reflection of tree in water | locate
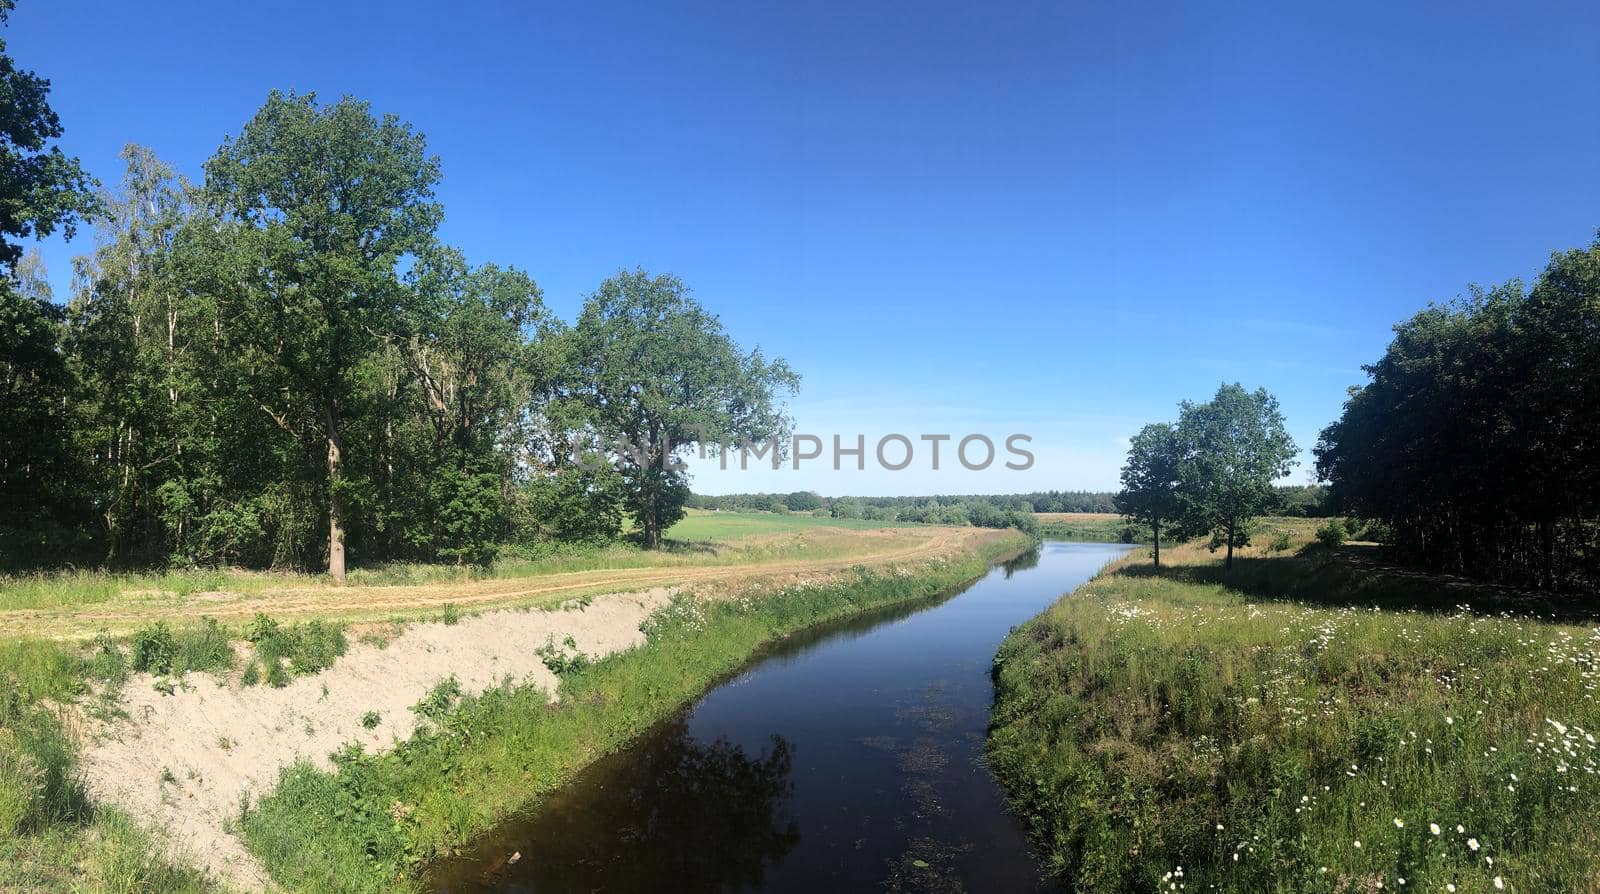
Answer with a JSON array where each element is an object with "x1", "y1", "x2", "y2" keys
[
  {"x1": 1001, "y1": 547, "x2": 1041, "y2": 577},
  {"x1": 479, "y1": 717, "x2": 799, "y2": 892}
]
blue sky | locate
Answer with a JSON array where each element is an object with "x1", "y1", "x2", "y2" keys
[{"x1": 12, "y1": 1, "x2": 1599, "y2": 495}]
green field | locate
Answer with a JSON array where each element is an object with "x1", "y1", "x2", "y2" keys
[
  {"x1": 664, "y1": 509, "x2": 911, "y2": 540},
  {"x1": 989, "y1": 522, "x2": 1598, "y2": 893}
]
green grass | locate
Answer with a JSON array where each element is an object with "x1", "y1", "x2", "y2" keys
[
  {"x1": 663, "y1": 509, "x2": 910, "y2": 540},
  {"x1": 1034, "y1": 515, "x2": 1153, "y2": 543},
  {"x1": 988, "y1": 529, "x2": 1600, "y2": 893},
  {"x1": 0, "y1": 516, "x2": 917, "y2": 617},
  {"x1": 242, "y1": 530, "x2": 1029, "y2": 893},
  {"x1": 0, "y1": 637, "x2": 211, "y2": 892}
]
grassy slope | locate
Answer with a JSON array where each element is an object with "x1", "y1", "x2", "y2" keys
[
  {"x1": 990, "y1": 520, "x2": 1600, "y2": 893},
  {"x1": 0, "y1": 519, "x2": 1020, "y2": 893},
  {"x1": 0, "y1": 639, "x2": 210, "y2": 893},
  {"x1": 244, "y1": 529, "x2": 1029, "y2": 893}
]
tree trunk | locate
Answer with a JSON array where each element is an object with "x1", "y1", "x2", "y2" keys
[
  {"x1": 1225, "y1": 521, "x2": 1234, "y2": 570},
  {"x1": 1153, "y1": 519, "x2": 1162, "y2": 568},
  {"x1": 326, "y1": 407, "x2": 347, "y2": 584}
]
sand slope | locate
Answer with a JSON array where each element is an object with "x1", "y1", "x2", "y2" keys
[{"x1": 79, "y1": 588, "x2": 673, "y2": 892}]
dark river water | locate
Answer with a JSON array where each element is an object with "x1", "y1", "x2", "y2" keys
[{"x1": 427, "y1": 541, "x2": 1130, "y2": 893}]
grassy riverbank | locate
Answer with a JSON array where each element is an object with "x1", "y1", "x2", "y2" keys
[
  {"x1": 0, "y1": 637, "x2": 210, "y2": 892},
  {"x1": 989, "y1": 520, "x2": 1600, "y2": 893},
  {"x1": 0, "y1": 521, "x2": 1020, "y2": 892},
  {"x1": 1032, "y1": 513, "x2": 1154, "y2": 544},
  {"x1": 244, "y1": 529, "x2": 1029, "y2": 892}
]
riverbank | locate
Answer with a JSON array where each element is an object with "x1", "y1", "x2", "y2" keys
[
  {"x1": 988, "y1": 519, "x2": 1600, "y2": 892},
  {"x1": 0, "y1": 522, "x2": 1025, "y2": 893},
  {"x1": 1031, "y1": 512, "x2": 1153, "y2": 543},
  {"x1": 246, "y1": 528, "x2": 1028, "y2": 892}
]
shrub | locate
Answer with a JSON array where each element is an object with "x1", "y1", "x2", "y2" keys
[
  {"x1": 131, "y1": 623, "x2": 177, "y2": 675},
  {"x1": 175, "y1": 617, "x2": 233, "y2": 674},
  {"x1": 1267, "y1": 531, "x2": 1293, "y2": 554},
  {"x1": 1316, "y1": 519, "x2": 1347, "y2": 548},
  {"x1": 87, "y1": 631, "x2": 127, "y2": 685},
  {"x1": 243, "y1": 615, "x2": 347, "y2": 685}
]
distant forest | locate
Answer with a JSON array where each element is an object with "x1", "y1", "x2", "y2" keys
[{"x1": 689, "y1": 485, "x2": 1332, "y2": 520}]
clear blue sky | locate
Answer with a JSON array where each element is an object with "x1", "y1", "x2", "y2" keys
[{"x1": 12, "y1": 1, "x2": 1599, "y2": 495}]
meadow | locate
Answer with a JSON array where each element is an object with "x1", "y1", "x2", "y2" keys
[
  {"x1": 990, "y1": 519, "x2": 1600, "y2": 893},
  {"x1": 1032, "y1": 512, "x2": 1154, "y2": 543}
]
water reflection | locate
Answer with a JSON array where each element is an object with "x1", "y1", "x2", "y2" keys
[
  {"x1": 1001, "y1": 545, "x2": 1042, "y2": 577},
  {"x1": 437, "y1": 717, "x2": 798, "y2": 892},
  {"x1": 429, "y1": 541, "x2": 1130, "y2": 893}
]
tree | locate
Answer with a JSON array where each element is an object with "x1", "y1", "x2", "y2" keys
[
  {"x1": 1114, "y1": 422, "x2": 1183, "y2": 567},
  {"x1": 1316, "y1": 234, "x2": 1600, "y2": 591},
  {"x1": 0, "y1": 0, "x2": 97, "y2": 268},
  {"x1": 393, "y1": 247, "x2": 544, "y2": 564},
  {"x1": 831, "y1": 496, "x2": 865, "y2": 519},
  {"x1": 1176, "y1": 383, "x2": 1297, "y2": 569},
  {"x1": 784, "y1": 491, "x2": 822, "y2": 512},
  {"x1": 199, "y1": 91, "x2": 442, "y2": 582},
  {"x1": 570, "y1": 270, "x2": 798, "y2": 547},
  {"x1": 0, "y1": 1, "x2": 99, "y2": 563}
]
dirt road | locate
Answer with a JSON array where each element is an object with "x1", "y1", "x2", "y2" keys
[{"x1": 1, "y1": 527, "x2": 1004, "y2": 638}]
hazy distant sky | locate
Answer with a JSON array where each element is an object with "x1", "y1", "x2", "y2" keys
[{"x1": 12, "y1": 1, "x2": 1599, "y2": 495}]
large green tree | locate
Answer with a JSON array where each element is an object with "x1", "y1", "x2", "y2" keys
[
  {"x1": 1176, "y1": 383, "x2": 1297, "y2": 569},
  {"x1": 393, "y1": 247, "x2": 545, "y2": 563},
  {"x1": 0, "y1": 0, "x2": 99, "y2": 563},
  {"x1": 1115, "y1": 422, "x2": 1183, "y2": 567},
  {"x1": 569, "y1": 269, "x2": 798, "y2": 547},
  {"x1": 1317, "y1": 234, "x2": 1600, "y2": 590},
  {"x1": 200, "y1": 91, "x2": 442, "y2": 582}
]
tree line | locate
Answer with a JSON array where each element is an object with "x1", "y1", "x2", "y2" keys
[
  {"x1": 690, "y1": 490, "x2": 1121, "y2": 515},
  {"x1": 1115, "y1": 383, "x2": 1298, "y2": 568},
  {"x1": 1316, "y1": 234, "x2": 1600, "y2": 593},
  {"x1": 0, "y1": 23, "x2": 794, "y2": 578}
]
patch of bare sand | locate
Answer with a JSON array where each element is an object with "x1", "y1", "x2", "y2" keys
[{"x1": 78, "y1": 588, "x2": 674, "y2": 892}]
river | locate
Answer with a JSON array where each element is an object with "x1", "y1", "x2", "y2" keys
[{"x1": 428, "y1": 540, "x2": 1130, "y2": 892}]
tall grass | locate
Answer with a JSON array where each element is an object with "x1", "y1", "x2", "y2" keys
[
  {"x1": 0, "y1": 637, "x2": 211, "y2": 892},
  {"x1": 243, "y1": 531, "x2": 1030, "y2": 893},
  {"x1": 989, "y1": 530, "x2": 1600, "y2": 893}
]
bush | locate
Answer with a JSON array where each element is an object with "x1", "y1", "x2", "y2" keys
[
  {"x1": 1267, "y1": 531, "x2": 1293, "y2": 554},
  {"x1": 1316, "y1": 519, "x2": 1347, "y2": 548},
  {"x1": 175, "y1": 617, "x2": 233, "y2": 674},
  {"x1": 131, "y1": 623, "x2": 177, "y2": 675},
  {"x1": 242, "y1": 615, "x2": 347, "y2": 686}
]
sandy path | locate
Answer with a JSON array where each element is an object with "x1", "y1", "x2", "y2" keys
[
  {"x1": 79, "y1": 589, "x2": 673, "y2": 892},
  {"x1": 1, "y1": 527, "x2": 985, "y2": 639}
]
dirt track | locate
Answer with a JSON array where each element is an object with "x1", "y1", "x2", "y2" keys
[{"x1": 0, "y1": 527, "x2": 1001, "y2": 639}]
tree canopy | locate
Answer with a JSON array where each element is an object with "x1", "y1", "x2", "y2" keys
[
  {"x1": 1114, "y1": 422, "x2": 1183, "y2": 566},
  {"x1": 1116, "y1": 384, "x2": 1297, "y2": 569},
  {"x1": 569, "y1": 269, "x2": 798, "y2": 547},
  {"x1": 1317, "y1": 234, "x2": 1600, "y2": 591},
  {"x1": 0, "y1": 87, "x2": 798, "y2": 572}
]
